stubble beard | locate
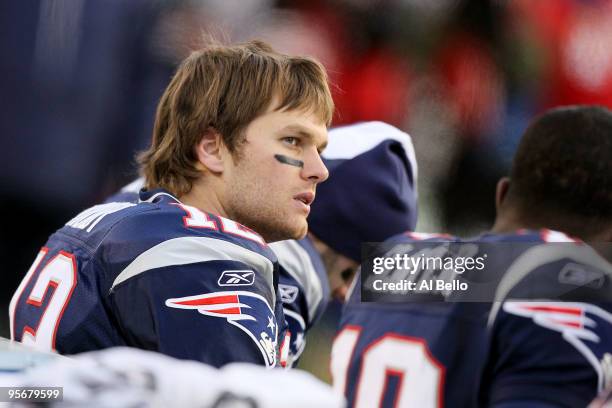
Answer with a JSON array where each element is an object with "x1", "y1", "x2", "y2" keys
[
  {"x1": 227, "y1": 198, "x2": 307, "y2": 243},
  {"x1": 225, "y1": 175, "x2": 307, "y2": 243}
]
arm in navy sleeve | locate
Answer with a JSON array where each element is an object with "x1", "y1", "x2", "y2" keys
[{"x1": 109, "y1": 260, "x2": 281, "y2": 368}]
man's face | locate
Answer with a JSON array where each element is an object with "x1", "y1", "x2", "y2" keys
[
  {"x1": 223, "y1": 105, "x2": 329, "y2": 242},
  {"x1": 310, "y1": 234, "x2": 359, "y2": 301}
]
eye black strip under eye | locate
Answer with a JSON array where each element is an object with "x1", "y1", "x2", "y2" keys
[{"x1": 274, "y1": 154, "x2": 304, "y2": 168}]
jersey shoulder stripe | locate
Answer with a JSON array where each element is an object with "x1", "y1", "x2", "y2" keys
[
  {"x1": 271, "y1": 239, "x2": 323, "y2": 323},
  {"x1": 112, "y1": 236, "x2": 274, "y2": 295}
]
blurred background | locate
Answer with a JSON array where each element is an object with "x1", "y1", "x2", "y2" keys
[{"x1": 2, "y1": 0, "x2": 612, "y2": 381}]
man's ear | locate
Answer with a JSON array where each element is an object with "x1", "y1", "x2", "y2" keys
[
  {"x1": 495, "y1": 177, "x2": 511, "y2": 213},
  {"x1": 195, "y1": 127, "x2": 225, "y2": 173}
]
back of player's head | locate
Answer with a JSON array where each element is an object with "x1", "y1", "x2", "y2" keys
[
  {"x1": 308, "y1": 122, "x2": 418, "y2": 262},
  {"x1": 139, "y1": 39, "x2": 334, "y2": 196},
  {"x1": 504, "y1": 105, "x2": 612, "y2": 238}
]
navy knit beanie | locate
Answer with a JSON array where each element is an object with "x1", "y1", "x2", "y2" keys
[{"x1": 308, "y1": 121, "x2": 418, "y2": 262}]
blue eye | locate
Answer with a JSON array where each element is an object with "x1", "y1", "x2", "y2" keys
[{"x1": 283, "y1": 136, "x2": 299, "y2": 146}]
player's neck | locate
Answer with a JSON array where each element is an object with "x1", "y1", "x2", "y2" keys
[
  {"x1": 490, "y1": 211, "x2": 531, "y2": 234},
  {"x1": 179, "y1": 182, "x2": 228, "y2": 219},
  {"x1": 493, "y1": 214, "x2": 580, "y2": 239}
]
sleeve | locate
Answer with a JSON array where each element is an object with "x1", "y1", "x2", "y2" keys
[
  {"x1": 270, "y1": 239, "x2": 329, "y2": 367},
  {"x1": 482, "y1": 300, "x2": 612, "y2": 407},
  {"x1": 109, "y1": 259, "x2": 282, "y2": 368},
  {"x1": 482, "y1": 248, "x2": 612, "y2": 407},
  {"x1": 278, "y1": 271, "x2": 309, "y2": 365}
]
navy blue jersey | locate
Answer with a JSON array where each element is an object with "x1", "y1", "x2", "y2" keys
[
  {"x1": 97, "y1": 178, "x2": 329, "y2": 367},
  {"x1": 9, "y1": 189, "x2": 287, "y2": 368},
  {"x1": 271, "y1": 238, "x2": 330, "y2": 366},
  {"x1": 333, "y1": 230, "x2": 612, "y2": 407}
]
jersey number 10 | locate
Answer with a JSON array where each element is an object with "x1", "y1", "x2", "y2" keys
[{"x1": 331, "y1": 325, "x2": 445, "y2": 408}]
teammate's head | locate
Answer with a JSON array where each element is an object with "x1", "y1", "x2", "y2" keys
[
  {"x1": 139, "y1": 40, "x2": 334, "y2": 241},
  {"x1": 308, "y1": 122, "x2": 419, "y2": 299},
  {"x1": 495, "y1": 105, "x2": 612, "y2": 241}
]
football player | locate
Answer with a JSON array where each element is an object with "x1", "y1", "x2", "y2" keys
[
  {"x1": 106, "y1": 120, "x2": 419, "y2": 366},
  {"x1": 332, "y1": 105, "x2": 612, "y2": 407},
  {"x1": 9, "y1": 40, "x2": 333, "y2": 368}
]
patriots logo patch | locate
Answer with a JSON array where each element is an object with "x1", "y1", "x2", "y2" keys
[
  {"x1": 165, "y1": 291, "x2": 278, "y2": 367},
  {"x1": 504, "y1": 301, "x2": 612, "y2": 391},
  {"x1": 218, "y1": 270, "x2": 255, "y2": 286}
]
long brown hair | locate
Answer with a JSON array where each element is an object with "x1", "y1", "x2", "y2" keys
[{"x1": 138, "y1": 40, "x2": 334, "y2": 196}]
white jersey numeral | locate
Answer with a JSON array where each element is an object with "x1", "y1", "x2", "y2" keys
[
  {"x1": 331, "y1": 325, "x2": 361, "y2": 394},
  {"x1": 177, "y1": 203, "x2": 265, "y2": 245},
  {"x1": 176, "y1": 203, "x2": 218, "y2": 229},
  {"x1": 331, "y1": 326, "x2": 445, "y2": 408},
  {"x1": 219, "y1": 217, "x2": 266, "y2": 245},
  {"x1": 10, "y1": 249, "x2": 77, "y2": 351}
]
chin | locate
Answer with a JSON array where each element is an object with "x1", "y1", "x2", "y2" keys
[
  {"x1": 279, "y1": 225, "x2": 308, "y2": 242},
  {"x1": 263, "y1": 220, "x2": 308, "y2": 243},
  {"x1": 291, "y1": 218, "x2": 309, "y2": 239},
  {"x1": 292, "y1": 225, "x2": 308, "y2": 240}
]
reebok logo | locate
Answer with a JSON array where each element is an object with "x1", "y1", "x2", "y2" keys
[{"x1": 218, "y1": 270, "x2": 255, "y2": 286}]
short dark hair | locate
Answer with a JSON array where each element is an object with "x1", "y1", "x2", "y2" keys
[{"x1": 506, "y1": 105, "x2": 612, "y2": 236}]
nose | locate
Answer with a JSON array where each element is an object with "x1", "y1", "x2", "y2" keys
[
  {"x1": 331, "y1": 285, "x2": 348, "y2": 302},
  {"x1": 302, "y1": 148, "x2": 329, "y2": 183}
]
